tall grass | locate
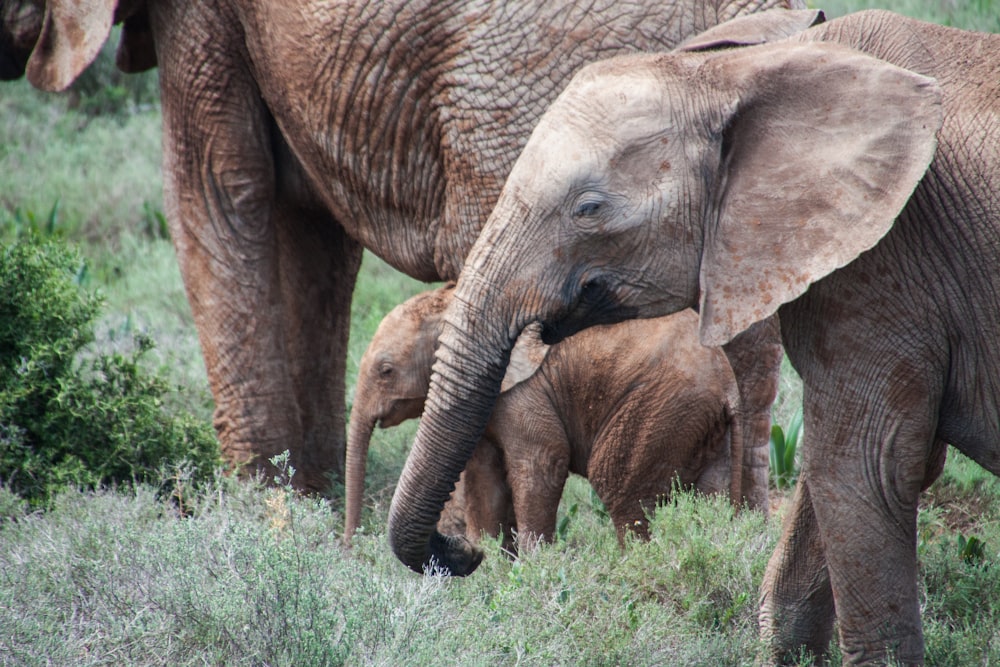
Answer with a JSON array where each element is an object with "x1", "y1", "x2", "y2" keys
[
  {"x1": 1, "y1": 463, "x2": 997, "y2": 665},
  {"x1": 1, "y1": 2, "x2": 998, "y2": 664},
  {"x1": 0, "y1": 470, "x2": 785, "y2": 666}
]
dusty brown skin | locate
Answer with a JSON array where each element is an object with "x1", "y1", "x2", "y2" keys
[
  {"x1": 387, "y1": 8, "x2": 1000, "y2": 666},
  {"x1": 0, "y1": 0, "x2": 804, "y2": 492},
  {"x1": 345, "y1": 286, "x2": 741, "y2": 550}
]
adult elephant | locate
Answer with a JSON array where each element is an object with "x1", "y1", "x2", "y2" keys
[
  {"x1": 386, "y1": 8, "x2": 999, "y2": 666},
  {"x1": 0, "y1": 0, "x2": 799, "y2": 492}
]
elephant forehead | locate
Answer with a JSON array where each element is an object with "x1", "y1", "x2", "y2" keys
[
  {"x1": 512, "y1": 71, "x2": 678, "y2": 193},
  {"x1": 559, "y1": 63, "x2": 674, "y2": 139}
]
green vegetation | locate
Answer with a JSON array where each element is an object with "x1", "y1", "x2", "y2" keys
[
  {"x1": 814, "y1": 0, "x2": 1000, "y2": 32},
  {"x1": 1, "y1": 2, "x2": 998, "y2": 664},
  {"x1": 1, "y1": 460, "x2": 997, "y2": 665},
  {"x1": 769, "y1": 407, "x2": 802, "y2": 490},
  {"x1": 0, "y1": 238, "x2": 219, "y2": 507}
]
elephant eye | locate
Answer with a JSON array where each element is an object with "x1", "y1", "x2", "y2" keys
[
  {"x1": 573, "y1": 200, "x2": 603, "y2": 218},
  {"x1": 378, "y1": 363, "x2": 393, "y2": 378}
]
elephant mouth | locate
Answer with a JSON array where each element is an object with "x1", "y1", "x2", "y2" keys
[
  {"x1": 540, "y1": 277, "x2": 637, "y2": 345},
  {"x1": 378, "y1": 397, "x2": 426, "y2": 428}
]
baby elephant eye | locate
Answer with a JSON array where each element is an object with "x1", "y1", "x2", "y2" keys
[
  {"x1": 574, "y1": 200, "x2": 603, "y2": 218},
  {"x1": 378, "y1": 363, "x2": 394, "y2": 378}
]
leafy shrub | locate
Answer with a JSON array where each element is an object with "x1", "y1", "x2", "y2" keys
[{"x1": 0, "y1": 238, "x2": 219, "y2": 507}]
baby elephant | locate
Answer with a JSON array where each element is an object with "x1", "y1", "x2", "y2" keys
[{"x1": 344, "y1": 284, "x2": 742, "y2": 548}]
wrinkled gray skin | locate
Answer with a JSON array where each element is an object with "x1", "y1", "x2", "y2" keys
[
  {"x1": 387, "y1": 8, "x2": 1000, "y2": 666},
  {"x1": 345, "y1": 286, "x2": 741, "y2": 551},
  {"x1": 0, "y1": 0, "x2": 801, "y2": 493}
]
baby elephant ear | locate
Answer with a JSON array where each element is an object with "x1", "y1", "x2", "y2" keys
[
  {"x1": 676, "y1": 8, "x2": 825, "y2": 52},
  {"x1": 698, "y1": 42, "x2": 942, "y2": 346},
  {"x1": 500, "y1": 323, "x2": 550, "y2": 393},
  {"x1": 26, "y1": 0, "x2": 117, "y2": 91}
]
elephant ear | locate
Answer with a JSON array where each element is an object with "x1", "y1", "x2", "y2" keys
[
  {"x1": 697, "y1": 42, "x2": 942, "y2": 346},
  {"x1": 26, "y1": 0, "x2": 117, "y2": 91},
  {"x1": 675, "y1": 8, "x2": 825, "y2": 52},
  {"x1": 500, "y1": 322, "x2": 550, "y2": 393}
]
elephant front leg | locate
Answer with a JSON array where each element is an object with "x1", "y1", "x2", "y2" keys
[
  {"x1": 457, "y1": 438, "x2": 517, "y2": 552},
  {"x1": 808, "y1": 435, "x2": 927, "y2": 666},
  {"x1": 759, "y1": 477, "x2": 836, "y2": 664},
  {"x1": 155, "y1": 5, "x2": 360, "y2": 492},
  {"x1": 764, "y1": 378, "x2": 936, "y2": 665},
  {"x1": 271, "y1": 201, "x2": 362, "y2": 491},
  {"x1": 504, "y1": 439, "x2": 570, "y2": 551}
]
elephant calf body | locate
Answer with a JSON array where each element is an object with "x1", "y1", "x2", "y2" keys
[{"x1": 345, "y1": 286, "x2": 741, "y2": 550}]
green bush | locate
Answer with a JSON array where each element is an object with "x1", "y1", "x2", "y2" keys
[{"x1": 0, "y1": 238, "x2": 219, "y2": 507}]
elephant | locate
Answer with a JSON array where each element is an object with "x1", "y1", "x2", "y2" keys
[
  {"x1": 0, "y1": 0, "x2": 804, "y2": 492},
  {"x1": 385, "y1": 7, "x2": 1000, "y2": 666},
  {"x1": 345, "y1": 285, "x2": 741, "y2": 550}
]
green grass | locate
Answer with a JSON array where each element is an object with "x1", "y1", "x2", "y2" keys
[
  {"x1": 1, "y1": 3, "x2": 998, "y2": 663},
  {"x1": 812, "y1": 0, "x2": 1000, "y2": 32},
  {"x1": 0, "y1": 473, "x2": 783, "y2": 665},
  {"x1": 1, "y1": 468, "x2": 997, "y2": 665}
]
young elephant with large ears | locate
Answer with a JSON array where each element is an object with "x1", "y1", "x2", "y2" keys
[
  {"x1": 388, "y1": 8, "x2": 1000, "y2": 666},
  {"x1": 346, "y1": 286, "x2": 741, "y2": 549}
]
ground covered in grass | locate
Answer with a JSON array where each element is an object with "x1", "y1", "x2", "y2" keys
[{"x1": 1, "y1": 462, "x2": 998, "y2": 666}]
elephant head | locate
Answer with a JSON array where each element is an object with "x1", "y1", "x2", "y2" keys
[
  {"x1": 344, "y1": 286, "x2": 452, "y2": 542},
  {"x1": 0, "y1": 0, "x2": 154, "y2": 91},
  {"x1": 387, "y1": 13, "x2": 942, "y2": 575},
  {"x1": 346, "y1": 284, "x2": 548, "y2": 543}
]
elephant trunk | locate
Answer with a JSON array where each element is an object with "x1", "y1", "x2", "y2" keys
[
  {"x1": 343, "y1": 402, "x2": 376, "y2": 543},
  {"x1": 387, "y1": 269, "x2": 522, "y2": 575}
]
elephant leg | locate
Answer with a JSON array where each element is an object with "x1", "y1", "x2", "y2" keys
[
  {"x1": 273, "y1": 200, "x2": 362, "y2": 490},
  {"x1": 457, "y1": 438, "x2": 516, "y2": 552},
  {"x1": 602, "y1": 492, "x2": 654, "y2": 543},
  {"x1": 765, "y1": 374, "x2": 939, "y2": 665},
  {"x1": 200, "y1": 196, "x2": 359, "y2": 493},
  {"x1": 152, "y1": 4, "x2": 360, "y2": 492},
  {"x1": 809, "y1": 429, "x2": 931, "y2": 665},
  {"x1": 723, "y1": 314, "x2": 784, "y2": 513},
  {"x1": 503, "y1": 434, "x2": 570, "y2": 551},
  {"x1": 759, "y1": 477, "x2": 836, "y2": 664}
]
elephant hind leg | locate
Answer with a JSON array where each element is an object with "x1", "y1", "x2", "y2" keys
[
  {"x1": 208, "y1": 201, "x2": 362, "y2": 494},
  {"x1": 759, "y1": 478, "x2": 836, "y2": 664},
  {"x1": 274, "y1": 202, "x2": 363, "y2": 491}
]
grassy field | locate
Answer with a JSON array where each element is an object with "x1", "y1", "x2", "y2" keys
[{"x1": 1, "y1": 2, "x2": 999, "y2": 664}]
